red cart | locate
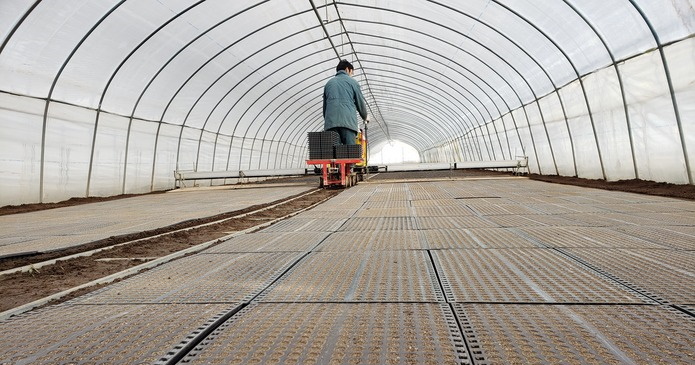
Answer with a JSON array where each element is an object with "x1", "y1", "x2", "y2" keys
[{"x1": 306, "y1": 158, "x2": 362, "y2": 188}]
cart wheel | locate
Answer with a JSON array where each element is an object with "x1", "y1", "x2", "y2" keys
[{"x1": 319, "y1": 177, "x2": 324, "y2": 188}]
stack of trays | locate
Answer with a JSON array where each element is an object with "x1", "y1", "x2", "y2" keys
[
  {"x1": 335, "y1": 144, "x2": 362, "y2": 159},
  {"x1": 308, "y1": 131, "x2": 340, "y2": 159}
]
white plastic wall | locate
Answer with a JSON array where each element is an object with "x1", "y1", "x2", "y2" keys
[{"x1": 464, "y1": 38, "x2": 695, "y2": 183}]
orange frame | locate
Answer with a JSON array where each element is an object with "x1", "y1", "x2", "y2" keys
[{"x1": 306, "y1": 158, "x2": 362, "y2": 187}]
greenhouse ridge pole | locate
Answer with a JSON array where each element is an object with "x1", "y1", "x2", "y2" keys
[
  {"x1": 331, "y1": 3, "x2": 392, "y2": 142},
  {"x1": 309, "y1": 0, "x2": 341, "y2": 59}
]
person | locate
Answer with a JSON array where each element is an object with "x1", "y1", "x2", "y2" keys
[{"x1": 323, "y1": 59, "x2": 368, "y2": 145}]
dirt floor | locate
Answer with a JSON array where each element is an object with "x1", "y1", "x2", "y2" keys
[{"x1": 1, "y1": 171, "x2": 694, "y2": 314}]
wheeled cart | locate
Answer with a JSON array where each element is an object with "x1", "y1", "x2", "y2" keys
[{"x1": 306, "y1": 158, "x2": 362, "y2": 188}]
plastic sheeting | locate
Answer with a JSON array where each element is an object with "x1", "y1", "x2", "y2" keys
[{"x1": 1, "y1": 1, "x2": 694, "y2": 204}]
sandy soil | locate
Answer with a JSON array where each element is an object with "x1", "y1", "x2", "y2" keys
[{"x1": 1, "y1": 171, "x2": 693, "y2": 313}]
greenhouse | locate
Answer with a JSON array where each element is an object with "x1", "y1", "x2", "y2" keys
[
  {"x1": 1, "y1": 0, "x2": 694, "y2": 204},
  {"x1": 1, "y1": 1, "x2": 694, "y2": 364}
]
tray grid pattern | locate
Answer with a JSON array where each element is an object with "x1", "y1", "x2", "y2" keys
[
  {"x1": 204, "y1": 231, "x2": 330, "y2": 253},
  {"x1": 317, "y1": 230, "x2": 425, "y2": 251},
  {"x1": 5, "y1": 177, "x2": 694, "y2": 363},
  {"x1": 615, "y1": 226, "x2": 695, "y2": 250},
  {"x1": 259, "y1": 251, "x2": 444, "y2": 302},
  {"x1": 563, "y1": 248, "x2": 695, "y2": 305},
  {"x1": 518, "y1": 227, "x2": 664, "y2": 249},
  {"x1": 452, "y1": 304, "x2": 695, "y2": 365},
  {"x1": 182, "y1": 303, "x2": 471, "y2": 365},
  {"x1": 73, "y1": 252, "x2": 303, "y2": 304},
  {"x1": 0, "y1": 303, "x2": 232, "y2": 364},
  {"x1": 433, "y1": 249, "x2": 646, "y2": 304}
]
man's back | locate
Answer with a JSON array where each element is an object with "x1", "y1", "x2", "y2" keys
[{"x1": 323, "y1": 70, "x2": 367, "y2": 133}]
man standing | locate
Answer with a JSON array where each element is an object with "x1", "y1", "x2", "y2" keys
[{"x1": 323, "y1": 59, "x2": 368, "y2": 145}]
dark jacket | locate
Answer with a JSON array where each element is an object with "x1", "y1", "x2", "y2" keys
[{"x1": 323, "y1": 70, "x2": 368, "y2": 132}]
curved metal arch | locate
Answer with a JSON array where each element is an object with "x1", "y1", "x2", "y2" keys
[
  {"x1": 267, "y1": 104, "x2": 322, "y2": 169},
  {"x1": 280, "y1": 98, "x2": 446, "y2": 167},
  {"x1": 347, "y1": 37, "x2": 514, "y2": 162},
  {"x1": 482, "y1": 0, "x2": 605, "y2": 178},
  {"x1": 272, "y1": 94, "x2": 325, "y2": 168},
  {"x1": 271, "y1": 57, "x2": 492, "y2": 168},
  {"x1": 10, "y1": 1, "x2": 689, "y2": 192},
  {"x1": 82, "y1": 0, "x2": 212, "y2": 195},
  {"x1": 176, "y1": 24, "x2": 333, "y2": 171},
  {"x1": 280, "y1": 114, "x2": 323, "y2": 169},
  {"x1": 358, "y1": 61, "x2": 499, "y2": 159},
  {"x1": 366, "y1": 123, "x2": 434, "y2": 153},
  {"x1": 268, "y1": 99, "x2": 323, "y2": 168},
  {"x1": 210, "y1": 55, "x2": 331, "y2": 165},
  {"x1": 359, "y1": 67, "x2": 477, "y2": 144},
  {"x1": 77, "y1": 4, "x2": 544, "y2": 185},
  {"x1": 560, "y1": 0, "x2": 639, "y2": 179},
  {"x1": 246, "y1": 68, "x2": 471, "y2": 169},
  {"x1": 347, "y1": 31, "x2": 500, "y2": 125},
  {"x1": 366, "y1": 105, "x2": 451, "y2": 146},
  {"x1": 337, "y1": 8, "x2": 563, "y2": 173},
  {"x1": 363, "y1": 91, "x2": 464, "y2": 149},
  {"x1": 233, "y1": 59, "x2": 341, "y2": 171},
  {"x1": 213, "y1": 39, "x2": 362, "y2": 170},
  {"x1": 330, "y1": 2, "x2": 392, "y2": 141},
  {"x1": 363, "y1": 84, "x2": 476, "y2": 159},
  {"x1": 0, "y1": 0, "x2": 41, "y2": 55},
  {"x1": 626, "y1": 0, "x2": 691, "y2": 184},
  {"x1": 120, "y1": 5, "x2": 319, "y2": 191},
  {"x1": 30, "y1": 0, "x2": 129, "y2": 202},
  {"x1": 359, "y1": 58, "x2": 480, "y2": 130},
  {"x1": 278, "y1": 81, "x2": 461, "y2": 167},
  {"x1": 340, "y1": 28, "x2": 543, "y2": 169},
  {"x1": 184, "y1": 36, "x2": 344, "y2": 172},
  {"x1": 342, "y1": 26, "x2": 523, "y2": 161},
  {"x1": 558, "y1": 0, "x2": 633, "y2": 178},
  {"x1": 196, "y1": 33, "x2": 500, "y2": 169},
  {"x1": 368, "y1": 118, "x2": 443, "y2": 152},
  {"x1": 340, "y1": 17, "x2": 533, "y2": 109},
  {"x1": 149, "y1": 4, "x2": 329, "y2": 188},
  {"x1": 358, "y1": 56, "x2": 513, "y2": 160},
  {"x1": 363, "y1": 77, "x2": 475, "y2": 144},
  {"x1": 240, "y1": 81, "x2": 325, "y2": 170},
  {"x1": 257, "y1": 84, "x2": 328, "y2": 169},
  {"x1": 244, "y1": 73, "x2": 342, "y2": 170},
  {"x1": 205, "y1": 46, "x2": 334, "y2": 170},
  {"x1": 336, "y1": 4, "x2": 574, "y2": 169},
  {"x1": 423, "y1": 121, "x2": 488, "y2": 159}
]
